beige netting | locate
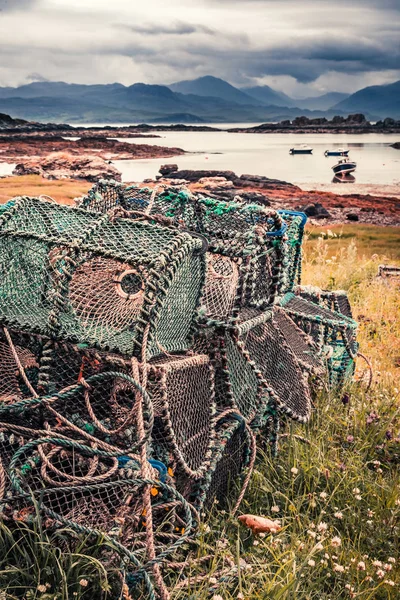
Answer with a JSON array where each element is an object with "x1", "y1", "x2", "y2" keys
[
  {"x1": 69, "y1": 257, "x2": 145, "y2": 333},
  {"x1": 202, "y1": 254, "x2": 239, "y2": 319}
]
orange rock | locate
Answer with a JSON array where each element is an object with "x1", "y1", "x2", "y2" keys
[{"x1": 238, "y1": 514, "x2": 282, "y2": 534}]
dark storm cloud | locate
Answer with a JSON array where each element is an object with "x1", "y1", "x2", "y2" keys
[{"x1": 118, "y1": 22, "x2": 215, "y2": 36}]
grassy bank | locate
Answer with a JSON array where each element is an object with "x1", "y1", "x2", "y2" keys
[{"x1": 0, "y1": 190, "x2": 399, "y2": 599}]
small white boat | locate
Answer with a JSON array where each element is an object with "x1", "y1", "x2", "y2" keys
[
  {"x1": 332, "y1": 158, "x2": 357, "y2": 176},
  {"x1": 289, "y1": 144, "x2": 313, "y2": 155}
]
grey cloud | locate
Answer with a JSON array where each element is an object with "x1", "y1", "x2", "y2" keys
[
  {"x1": 0, "y1": 0, "x2": 37, "y2": 11},
  {"x1": 118, "y1": 21, "x2": 215, "y2": 36}
]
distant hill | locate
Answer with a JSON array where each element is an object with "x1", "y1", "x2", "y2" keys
[
  {"x1": 293, "y1": 92, "x2": 349, "y2": 111},
  {"x1": 168, "y1": 76, "x2": 259, "y2": 106},
  {"x1": 1, "y1": 77, "x2": 398, "y2": 123},
  {"x1": 332, "y1": 81, "x2": 400, "y2": 118},
  {"x1": 240, "y1": 85, "x2": 295, "y2": 107}
]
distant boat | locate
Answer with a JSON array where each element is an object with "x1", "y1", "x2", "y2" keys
[
  {"x1": 324, "y1": 148, "x2": 349, "y2": 157},
  {"x1": 289, "y1": 144, "x2": 313, "y2": 155},
  {"x1": 332, "y1": 158, "x2": 357, "y2": 176}
]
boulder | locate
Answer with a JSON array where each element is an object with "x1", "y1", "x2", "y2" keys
[
  {"x1": 346, "y1": 213, "x2": 359, "y2": 221},
  {"x1": 300, "y1": 203, "x2": 331, "y2": 218},
  {"x1": 13, "y1": 152, "x2": 121, "y2": 182}
]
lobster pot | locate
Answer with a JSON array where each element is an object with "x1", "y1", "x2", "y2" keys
[
  {"x1": 0, "y1": 197, "x2": 205, "y2": 359},
  {"x1": 79, "y1": 181, "x2": 198, "y2": 227},
  {"x1": 179, "y1": 419, "x2": 250, "y2": 510},
  {"x1": 271, "y1": 307, "x2": 325, "y2": 377},
  {"x1": 234, "y1": 309, "x2": 313, "y2": 423},
  {"x1": 295, "y1": 286, "x2": 353, "y2": 319},
  {"x1": 147, "y1": 354, "x2": 217, "y2": 474},
  {"x1": 277, "y1": 210, "x2": 307, "y2": 293},
  {"x1": 283, "y1": 290, "x2": 358, "y2": 386}
]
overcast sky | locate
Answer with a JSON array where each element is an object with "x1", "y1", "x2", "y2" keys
[{"x1": 0, "y1": 0, "x2": 398, "y2": 97}]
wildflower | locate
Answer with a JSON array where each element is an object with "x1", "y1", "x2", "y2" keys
[
  {"x1": 357, "y1": 561, "x2": 366, "y2": 571},
  {"x1": 366, "y1": 411, "x2": 380, "y2": 425},
  {"x1": 395, "y1": 499, "x2": 400, "y2": 506},
  {"x1": 253, "y1": 540, "x2": 260, "y2": 546},
  {"x1": 365, "y1": 576, "x2": 373, "y2": 582},
  {"x1": 291, "y1": 467, "x2": 299, "y2": 475},
  {"x1": 317, "y1": 522, "x2": 328, "y2": 532},
  {"x1": 333, "y1": 564, "x2": 344, "y2": 573},
  {"x1": 372, "y1": 560, "x2": 383, "y2": 567},
  {"x1": 384, "y1": 563, "x2": 393, "y2": 571},
  {"x1": 212, "y1": 596, "x2": 224, "y2": 600},
  {"x1": 334, "y1": 512, "x2": 343, "y2": 519},
  {"x1": 366, "y1": 520, "x2": 373, "y2": 525},
  {"x1": 209, "y1": 577, "x2": 217, "y2": 584},
  {"x1": 324, "y1": 553, "x2": 330, "y2": 559},
  {"x1": 376, "y1": 569, "x2": 385, "y2": 579},
  {"x1": 355, "y1": 494, "x2": 362, "y2": 501},
  {"x1": 37, "y1": 585, "x2": 47, "y2": 593},
  {"x1": 315, "y1": 542, "x2": 324, "y2": 551},
  {"x1": 308, "y1": 559, "x2": 316, "y2": 567},
  {"x1": 79, "y1": 579, "x2": 88, "y2": 587},
  {"x1": 352, "y1": 488, "x2": 360, "y2": 495},
  {"x1": 367, "y1": 509, "x2": 374, "y2": 517},
  {"x1": 319, "y1": 492, "x2": 328, "y2": 500},
  {"x1": 307, "y1": 530, "x2": 317, "y2": 538},
  {"x1": 386, "y1": 580, "x2": 395, "y2": 586},
  {"x1": 386, "y1": 430, "x2": 393, "y2": 440},
  {"x1": 346, "y1": 435, "x2": 354, "y2": 442},
  {"x1": 237, "y1": 594, "x2": 245, "y2": 599},
  {"x1": 271, "y1": 505, "x2": 280, "y2": 513},
  {"x1": 331, "y1": 536, "x2": 341, "y2": 548},
  {"x1": 388, "y1": 557, "x2": 396, "y2": 563}
]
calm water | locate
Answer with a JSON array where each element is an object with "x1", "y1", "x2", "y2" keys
[{"x1": 111, "y1": 130, "x2": 400, "y2": 194}]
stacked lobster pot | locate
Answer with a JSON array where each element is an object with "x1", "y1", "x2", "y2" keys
[
  {"x1": 78, "y1": 181, "x2": 355, "y2": 506},
  {"x1": 0, "y1": 196, "x2": 209, "y2": 595},
  {"x1": 0, "y1": 183, "x2": 359, "y2": 596}
]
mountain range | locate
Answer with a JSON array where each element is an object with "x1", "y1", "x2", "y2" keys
[{"x1": 0, "y1": 75, "x2": 398, "y2": 124}]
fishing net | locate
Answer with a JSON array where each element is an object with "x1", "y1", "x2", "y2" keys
[{"x1": 0, "y1": 188, "x2": 361, "y2": 597}]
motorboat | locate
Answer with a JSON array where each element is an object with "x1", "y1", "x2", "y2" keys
[
  {"x1": 324, "y1": 148, "x2": 349, "y2": 157},
  {"x1": 332, "y1": 158, "x2": 356, "y2": 176},
  {"x1": 289, "y1": 144, "x2": 313, "y2": 155}
]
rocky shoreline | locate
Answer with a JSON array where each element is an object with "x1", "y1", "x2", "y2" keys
[
  {"x1": 154, "y1": 165, "x2": 400, "y2": 226},
  {"x1": 0, "y1": 113, "x2": 185, "y2": 181}
]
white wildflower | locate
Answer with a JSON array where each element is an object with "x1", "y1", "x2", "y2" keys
[{"x1": 331, "y1": 536, "x2": 341, "y2": 548}]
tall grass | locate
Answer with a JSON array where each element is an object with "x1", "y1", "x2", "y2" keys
[{"x1": 0, "y1": 228, "x2": 399, "y2": 599}]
